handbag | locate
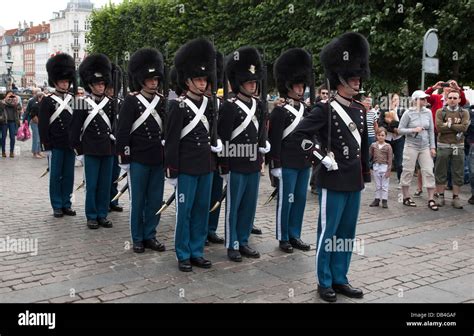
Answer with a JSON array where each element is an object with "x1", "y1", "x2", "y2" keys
[{"x1": 16, "y1": 120, "x2": 31, "y2": 141}]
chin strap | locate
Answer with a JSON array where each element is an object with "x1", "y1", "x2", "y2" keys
[{"x1": 338, "y1": 75, "x2": 359, "y2": 96}]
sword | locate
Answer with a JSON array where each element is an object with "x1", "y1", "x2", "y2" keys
[
  {"x1": 264, "y1": 188, "x2": 278, "y2": 205},
  {"x1": 40, "y1": 167, "x2": 49, "y2": 178},
  {"x1": 114, "y1": 171, "x2": 127, "y2": 184},
  {"x1": 209, "y1": 185, "x2": 227, "y2": 213},
  {"x1": 156, "y1": 193, "x2": 175, "y2": 215},
  {"x1": 111, "y1": 183, "x2": 128, "y2": 203},
  {"x1": 75, "y1": 180, "x2": 85, "y2": 191}
]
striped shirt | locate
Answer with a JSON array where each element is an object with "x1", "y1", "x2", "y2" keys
[{"x1": 366, "y1": 108, "x2": 378, "y2": 137}]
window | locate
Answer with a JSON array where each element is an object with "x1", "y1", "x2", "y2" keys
[
  {"x1": 73, "y1": 51, "x2": 79, "y2": 60},
  {"x1": 74, "y1": 20, "x2": 79, "y2": 32},
  {"x1": 74, "y1": 36, "x2": 78, "y2": 46}
]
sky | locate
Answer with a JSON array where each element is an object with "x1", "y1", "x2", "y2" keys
[{"x1": 0, "y1": 0, "x2": 123, "y2": 32}]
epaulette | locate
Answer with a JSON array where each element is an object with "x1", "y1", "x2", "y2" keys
[
  {"x1": 227, "y1": 97, "x2": 236, "y2": 103},
  {"x1": 129, "y1": 91, "x2": 139, "y2": 96},
  {"x1": 352, "y1": 98, "x2": 365, "y2": 108}
]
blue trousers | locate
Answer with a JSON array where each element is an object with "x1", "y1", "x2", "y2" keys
[
  {"x1": 276, "y1": 167, "x2": 310, "y2": 241},
  {"x1": 110, "y1": 155, "x2": 121, "y2": 206},
  {"x1": 128, "y1": 162, "x2": 164, "y2": 244},
  {"x1": 84, "y1": 155, "x2": 113, "y2": 220},
  {"x1": 208, "y1": 171, "x2": 223, "y2": 234},
  {"x1": 316, "y1": 188, "x2": 361, "y2": 288},
  {"x1": 387, "y1": 137, "x2": 404, "y2": 181},
  {"x1": 224, "y1": 171, "x2": 260, "y2": 250},
  {"x1": 49, "y1": 148, "x2": 75, "y2": 210},
  {"x1": 175, "y1": 173, "x2": 212, "y2": 261},
  {"x1": 1, "y1": 122, "x2": 16, "y2": 153}
]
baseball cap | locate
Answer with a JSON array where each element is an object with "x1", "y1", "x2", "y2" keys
[{"x1": 411, "y1": 90, "x2": 429, "y2": 100}]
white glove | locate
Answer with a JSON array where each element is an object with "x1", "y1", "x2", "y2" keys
[
  {"x1": 211, "y1": 139, "x2": 223, "y2": 153},
  {"x1": 321, "y1": 154, "x2": 338, "y2": 171},
  {"x1": 166, "y1": 178, "x2": 177, "y2": 187},
  {"x1": 76, "y1": 155, "x2": 84, "y2": 162},
  {"x1": 270, "y1": 168, "x2": 282, "y2": 178},
  {"x1": 119, "y1": 164, "x2": 130, "y2": 172},
  {"x1": 220, "y1": 174, "x2": 229, "y2": 184},
  {"x1": 259, "y1": 140, "x2": 271, "y2": 154},
  {"x1": 161, "y1": 139, "x2": 165, "y2": 146},
  {"x1": 44, "y1": 150, "x2": 52, "y2": 158}
]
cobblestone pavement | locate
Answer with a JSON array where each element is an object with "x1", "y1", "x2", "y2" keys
[{"x1": 0, "y1": 140, "x2": 472, "y2": 303}]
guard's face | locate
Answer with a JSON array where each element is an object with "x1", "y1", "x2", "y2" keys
[
  {"x1": 291, "y1": 83, "x2": 305, "y2": 98},
  {"x1": 242, "y1": 81, "x2": 257, "y2": 94},
  {"x1": 55, "y1": 79, "x2": 70, "y2": 92},
  {"x1": 144, "y1": 77, "x2": 159, "y2": 91},
  {"x1": 188, "y1": 77, "x2": 207, "y2": 93},
  {"x1": 347, "y1": 77, "x2": 360, "y2": 91},
  {"x1": 90, "y1": 81, "x2": 106, "y2": 95}
]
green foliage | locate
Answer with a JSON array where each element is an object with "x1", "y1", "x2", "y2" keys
[{"x1": 87, "y1": 0, "x2": 473, "y2": 95}]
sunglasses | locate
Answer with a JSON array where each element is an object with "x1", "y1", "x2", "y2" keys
[
  {"x1": 321, "y1": 92, "x2": 329, "y2": 95},
  {"x1": 447, "y1": 97, "x2": 458, "y2": 100}
]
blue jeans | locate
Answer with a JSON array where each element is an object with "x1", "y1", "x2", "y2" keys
[
  {"x1": 31, "y1": 122, "x2": 41, "y2": 153},
  {"x1": 387, "y1": 137, "x2": 404, "y2": 181},
  {"x1": 1, "y1": 122, "x2": 17, "y2": 153},
  {"x1": 469, "y1": 145, "x2": 474, "y2": 195}
]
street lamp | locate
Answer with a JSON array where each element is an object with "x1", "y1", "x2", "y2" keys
[{"x1": 5, "y1": 59, "x2": 14, "y2": 90}]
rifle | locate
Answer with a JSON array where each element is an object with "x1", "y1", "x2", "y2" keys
[
  {"x1": 111, "y1": 183, "x2": 129, "y2": 203},
  {"x1": 210, "y1": 42, "x2": 218, "y2": 147},
  {"x1": 258, "y1": 52, "x2": 269, "y2": 149},
  {"x1": 156, "y1": 193, "x2": 175, "y2": 215},
  {"x1": 309, "y1": 52, "x2": 315, "y2": 107}
]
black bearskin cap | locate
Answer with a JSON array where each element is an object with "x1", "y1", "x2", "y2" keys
[
  {"x1": 46, "y1": 53, "x2": 76, "y2": 87},
  {"x1": 79, "y1": 53, "x2": 112, "y2": 93},
  {"x1": 128, "y1": 48, "x2": 164, "y2": 90},
  {"x1": 225, "y1": 46, "x2": 263, "y2": 93},
  {"x1": 274, "y1": 48, "x2": 312, "y2": 97}
]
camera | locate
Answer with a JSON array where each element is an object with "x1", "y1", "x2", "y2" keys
[{"x1": 441, "y1": 82, "x2": 450, "y2": 87}]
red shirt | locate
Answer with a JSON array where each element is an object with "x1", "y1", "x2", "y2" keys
[{"x1": 425, "y1": 86, "x2": 467, "y2": 131}]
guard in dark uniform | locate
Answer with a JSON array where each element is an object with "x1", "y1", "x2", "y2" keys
[
  {"x1": 268, "y1": 48, "x2": 312, "y2": 253},
  {"x1": 116, "y1": 48, "x2": 167, "y2": 253},
  {"x1": 165, "y1": 38, "x2": 218, "y2": 272},
  {"x1": 107, "y1": 63, "x2": 124, "y2": 212},
  {"x1": 218, "y1": 46, "x2": 271, "y2": 262},
  {"x1": 70, "y1": 54, "x2": 115, "y2": 229},
  {"x1": 39, "y1": 53, "x2": 77, "y2": 218},
  {"x1": 292, "y1": 32, "x2": 371, "y2": 302},
  {"x1": 206, "y1": 51, "x2": 225, "y2": 245}
]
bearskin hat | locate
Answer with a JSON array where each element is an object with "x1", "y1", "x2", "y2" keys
[
  {"x1": 274, "y1": 48, "x2": 312, "y2": 97},
  {"x1": 225, "y1": 46, "x2": 263, "y2": 93},
  {"x1": 128, "y1": 48, "x2": 164, "y2": 90},
  {"x1": 46, "y1": 53, "x2": 76, "y2": 87},
  {"x1": 174, "y1": 37, "x2": 215, "y2": 91},
  {"x1": 320, "y1": 32, "x2": 370, "y2": 88},
  {"x1": 79, "y1": 53, "x2": 112, "y2": 93}
]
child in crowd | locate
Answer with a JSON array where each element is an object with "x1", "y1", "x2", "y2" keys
[{"x1": 369, "y1": 127, "x2": 393, "y2": 208}]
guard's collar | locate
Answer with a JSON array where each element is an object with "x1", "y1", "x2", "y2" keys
[
  {"x1": 186, "y1": 91, "x2": 203, "y2": 102},
  {"x1": 140, "y1": 89, "x2": 155, "y2": 100},
  {"x1": 335, "y1": 93, "x2": 352, "y2": 107}
]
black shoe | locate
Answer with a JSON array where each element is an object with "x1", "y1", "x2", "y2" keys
[
  {"x1": 318, "y1": 285, "x2": 337, "y2": 302},
  {"x1": 369, "y1": 198, "x2": 380, "y2": 207},
  {"x1": 190, "y1": 257, "x2": 212, "y2": 268},
  {"x1": 87, "y1": 220, "x2": 99, "y2": 229},
  {"x1": 53, "y1": 209, "x2": 64, "y2": 218},
  {"x1": 279, "y1": 241, "x2": 294, "y2": 253},
  {"x1": 143, "y1": 238, "x2": 166, "y2": 252},
  {"x1": 289, "y1": 237, "x2": 311, "y2": 251},
  {"x1": 333, "y1": 283, "x2": 364, "y2": 298},
  {"x1": 133, "y1": 242, "x2": 145, "y2": 253},
  {"x1": 178, "y1": 259, "x2": 193, "y2": 272},
  {"x1": 109, "y1": 204, "x2": 123, "y2": 212},
  {"x1": 207, "y1": 232, "x2": 224, "y2": 244},
  {"x1": 97, "y1": 217, "x2": 113, "y2": 228},
  {"x1": 251, "y1": 226, "x2": 262, "y2": 235},
  {"x1": 227, "y1": 249, "x2": 242, "y2": 262},
  {"x1": 62, "y1": 208, "x2": 76, "y2": 216},
  {"x1": 469, "y1": 195, "x2": 474, "y2": 205},
  {"x1": 239, "y1": 245, "x2": 260, "y2": 258},
  {"x1": 382, "y1": 200, "x2": 388, "y2": 208}
]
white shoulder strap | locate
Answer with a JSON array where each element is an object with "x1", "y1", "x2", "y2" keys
[
  {"x1": 81, "y1": 97, "x2": 110, "y2": 140},
  {"x1": 180, "y1": 96, "x2": 209, "y2": 139},
  {"x1": 49, "y1": 94, "x2": 73, "y2": 124},
  {"x1": 131, "y1": 94, "x2": 161, "y2": 134},
  {"x1": 330, "y1": 100, "x2": 361, "y2": 147},
  {"x1": 282, "y1": 103, "x2": 304, "y2": 139},
  {"x1": 231, "y1": 98, "x2": 257, "y2": 140}
]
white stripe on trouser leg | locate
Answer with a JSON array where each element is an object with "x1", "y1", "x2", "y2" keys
[
  {"x1": 173, "y1": 180, "x2": 179, "y2": 261},
  {"x1": 315, "y1": 188, "x2": 327, "y2": 285},
  {"x1": 276, "y1": 175, "x2": 283, "y2": 241},
  {"x1": 225, "y1": 173, "x2": 231, "y2": 249},
  {"x1": 127, "y1": 172, "x2": 133, "y2": 244}
]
